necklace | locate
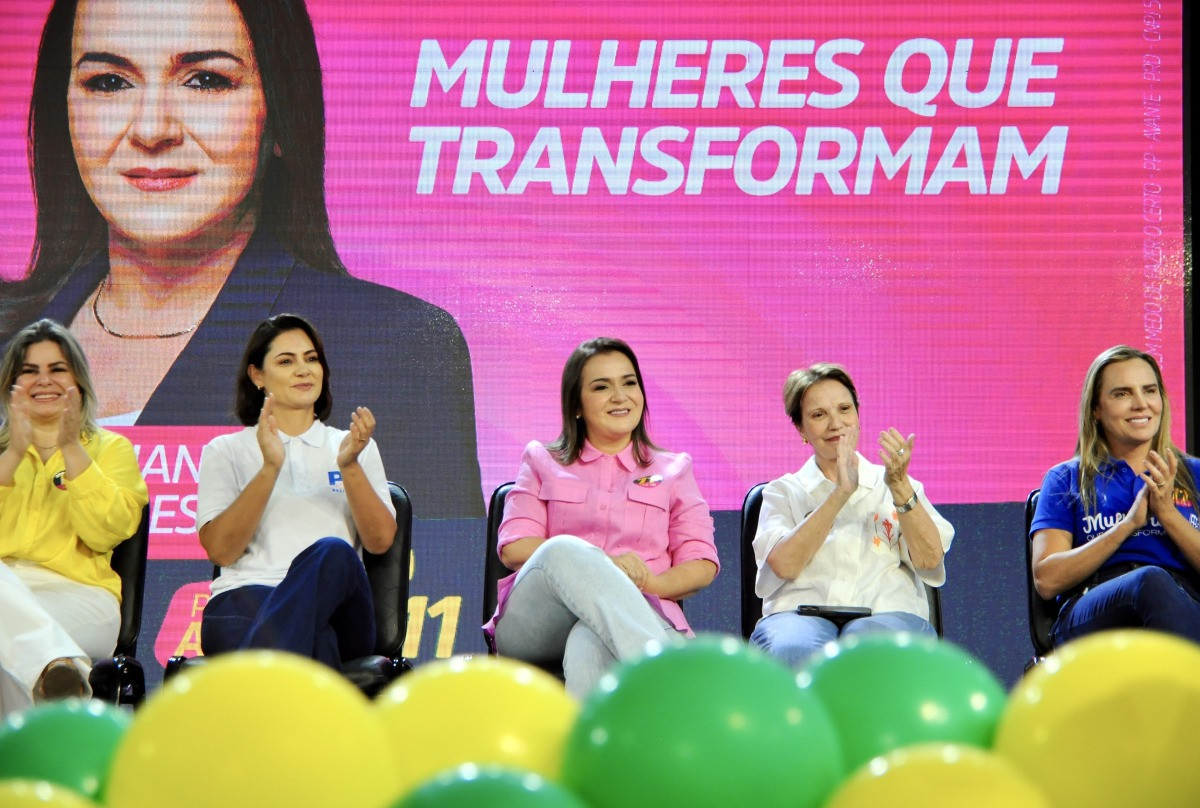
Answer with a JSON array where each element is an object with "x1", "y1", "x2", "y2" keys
[{"x1": 92, "y1": 275, "x2": 201, "y2": 340}]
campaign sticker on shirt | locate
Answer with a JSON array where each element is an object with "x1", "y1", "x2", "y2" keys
[
  {"x1": 53, "y1": 470, "x2": 67, "y2": 490},
  {"x1": 634, "y1": 474, "x2": 664, "y2": 487}
]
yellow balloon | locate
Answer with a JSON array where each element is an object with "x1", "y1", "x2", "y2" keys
[
  {"x1": 825, "y1": 744, "x2": 1052, "y2": 808},
  {"x1": 0, "y1": 780, "x2": 101, "y2": 807},
  {"x1": 375, "y1": 656, "x2": 578, "y2": 796},
  {"x1": 995, "y1": 630, "x2": 1200, "y2": 808},
  {"x1": 105, "y1": 651, "x2": 398, "y2": 808}
]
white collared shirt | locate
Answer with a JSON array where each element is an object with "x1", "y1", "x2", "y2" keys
[
  {"x1": 752, "y1": 453, "x2": 953, "y2": 619},
  {"x1": 196, "y1": 421, "x2": 394, "y2": 595}
]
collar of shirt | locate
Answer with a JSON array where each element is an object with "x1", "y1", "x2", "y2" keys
[
  {"x1": 1098, "y1": 455, "x2": 1133, "y2": 470},
  {"x1": 279, "y1": 419, "x2": 326, "y2": 448},
  {"x1": 579, "y1": 439, "x2": 639, "y2": 472},
  {"x1": 796, "y1": 451, "x2": 881, "y2": 494}
]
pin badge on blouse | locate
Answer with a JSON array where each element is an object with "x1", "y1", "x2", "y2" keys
[
  {"x1": 634, "y1": 474, "x2": 664, "y2": 487},
  {"x1": 53, "y1": 470, "x2": 67, "y2": 490}
]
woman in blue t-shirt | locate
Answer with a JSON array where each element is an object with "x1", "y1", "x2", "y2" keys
[{"x1": 1030, "y1": 345, "x2": 1200, "y2": 647}]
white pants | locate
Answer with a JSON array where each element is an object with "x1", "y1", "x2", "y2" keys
[{"x1": 0, "y1": 559, "x2": 120, "y2": 717}]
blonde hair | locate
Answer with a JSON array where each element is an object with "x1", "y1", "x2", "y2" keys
[
  {"x1": 1075, "y1": 345, "x2": 1196, "y2": 512},
  {"x1": 0, "y1": 319, "x2": 99, "y2": 451}
]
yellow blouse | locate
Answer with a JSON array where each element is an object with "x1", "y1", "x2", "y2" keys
[{"x1": 0, "y1": 429, "x2": 148, "y2": 601}]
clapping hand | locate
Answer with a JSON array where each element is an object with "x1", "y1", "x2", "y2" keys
[
  {"x1": 878, "y1": 427, "x2": 915, "y2": 487},
  {"x1": 337, "y1": 406, "x2": 376, "y2": 469},
  {"x1": 834, "y1": 424, "x2": 860, "y2": 495},
  {"x1": 256, "y1": 394, "x2": 285, "y2": 470},
  {"x1": 56, "y1": 387, "x2": 84, "y2": 448},
  {"x1": 1141, "y1": 450, "x2": 1178, "y2": 519},
  {"x1": 5, "y1": 386, "x2": 34, "y2": 455}
]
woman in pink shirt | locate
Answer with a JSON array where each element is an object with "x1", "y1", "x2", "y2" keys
[{"x1": 487, "y1": 337, "x2": 719, "y2": 697}]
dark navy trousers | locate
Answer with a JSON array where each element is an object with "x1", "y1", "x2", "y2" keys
[
  {"x1": 1052, "y1": 564, "x2": 1200, "y2": 647},
  {"x1": 201, "y1": 538, "x2": 376, "y2": 670}
]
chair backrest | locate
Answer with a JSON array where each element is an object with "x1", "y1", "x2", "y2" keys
[
  {"x1": 206, "y1": 484, "x2": 412, "y2": 658},
  {"x1": 1024, "y1": 488, "x2": 1056, "y2": 657},
  {"x1": 482, "y1": 481, "x2": 516, "y2": 626},
  {"x1": 108, "y1": 505, "x2": 151, "y2": 657},
  {"x1": 363, "y1": 482, "x2": 413, "y2": 659},
  {"x1": 739, "y1": 482, "x2": 943, "y2": 639},
  {"x1": 740, "y1": 483, "x2": 769, "y2": 639}
]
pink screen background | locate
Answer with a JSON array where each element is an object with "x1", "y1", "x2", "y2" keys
[{"x1": 0, "y1": 1, "x2": 1185, "y2": 513}]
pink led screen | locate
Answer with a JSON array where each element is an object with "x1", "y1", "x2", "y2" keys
[{"x1": 0, "y1": 0, "x2": 1185, "y2": 540}]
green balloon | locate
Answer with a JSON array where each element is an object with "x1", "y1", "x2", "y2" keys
[
  {"x1": 393, "y1": 765, "x2": 588, "y2": 808},
  {"x1": 0, "y1": 700, "x2": 130, "y2": 801},
  {"x1": 561, "y1": 635, "x2": 843, "y2": 808},
  {"x1": 0, "y1": 780, "x2": 103, "y2": 807},
  {"x1": 798, "y1": 633, "x2": 1007, "y2": 774}
]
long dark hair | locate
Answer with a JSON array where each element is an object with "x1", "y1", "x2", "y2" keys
[
  {"x1": 1, "y1": 0, "x2": 346, "y2": 331},
  {"x1": 234, "y1": 314, "x2": 332, "y2": 426},
  {"x1": 547, "y1": 337, "x2": 660, "y2": 466}
]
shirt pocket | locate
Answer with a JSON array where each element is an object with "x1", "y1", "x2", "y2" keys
[
  {"x1": 624, "y1": 483, "x2": 670, "y2": 546},
  {"x1": 540, "y1": 479, "x2": 590, "y2": 537},
  {"x1": 867, "y1": 508, "x2": 902, "y2": 557}
]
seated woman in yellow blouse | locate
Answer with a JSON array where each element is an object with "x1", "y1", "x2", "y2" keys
[{"x1": 0, "y1": 319, "x2": 148, "y2": 717}]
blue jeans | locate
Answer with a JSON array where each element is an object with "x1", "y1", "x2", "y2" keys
[
  {"x1": 1051, "y1": 565, "x2": 1200, "y2": 647},
  {"x1": 750, "y1": 609, "x2": 936, "y2": 670},
  {"x1": 202, "y1": 538, "x2": 376, "y2": 671}
]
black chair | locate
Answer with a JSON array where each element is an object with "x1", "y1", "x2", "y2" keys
[
  {"x1": 90, "y1": 504, "x2": 151, "y2": 706},
  {"x1": 347, "y1": 481, "x2": 414, "y2": 695},
  {"x1": 165, "y1": 482, "x2": 413, "y2": 697},
  {"x1": 481, "y1": 481, "x2": 516, "y2": 643},
  {"x1": 482, "y1": 481, "x2": 566, "y2": 679},
  {"x1": 739, "y1": 482, "x2": 943, "y2": 640},
  {"x1": 1024, "y1": 488, "x2": 1056, "y2": 666}
]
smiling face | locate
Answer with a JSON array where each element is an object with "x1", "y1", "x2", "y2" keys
[
  {"x1": 1092, "y1": 358, "x2": 1162, "y2": 453},
  {"x1": 248, "y1": 329, "x2": 323, "y2": 415},
  {"x1": 66, "y1": 0, "x2": 267, "y2": 249},
  {"x1": 797, "y1": 379, "x2": 860, "y2": 466},
  {"x1": 15, "y1": 340, "x2": 79, "y2": 424},
  {"x1": 578, "y1": 351, "x2": 645, "y2": 454}
]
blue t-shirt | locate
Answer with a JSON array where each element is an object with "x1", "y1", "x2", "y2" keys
[{"x1": 1030, "y1": 456, "x2": 1200, "y2": 574}]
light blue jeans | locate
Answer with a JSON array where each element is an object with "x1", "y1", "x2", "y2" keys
[
  {"x1": 494, "y1": 535, "x2": 675, "y2": 698},
  {"x1": 750, "y1": 609, "x2": 936, "y2": 670}
]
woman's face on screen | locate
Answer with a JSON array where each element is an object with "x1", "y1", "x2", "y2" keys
[{"x1": 67, "y1": 0, "x2": 268, "y2": 249}]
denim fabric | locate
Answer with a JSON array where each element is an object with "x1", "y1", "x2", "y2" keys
[
  {"x1": 1051, "y1": 565, "x2": 1200, "y2": 646},
  {"x1": 202, "y1": 537, "x2": 375, "y2": 670},
  {"x1": 750, "y1": 609, "x2": 936, "y2": 670},
  {"x1": 494, "y1": 535, "x2": 675, "y2": 698}
]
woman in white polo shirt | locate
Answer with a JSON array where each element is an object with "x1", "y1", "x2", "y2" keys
[{"x1": 195, "y1": 314, "x2": 395, "y2": 668}]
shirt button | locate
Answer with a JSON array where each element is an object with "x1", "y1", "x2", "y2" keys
[{"x1": 600, "y1": 504, "x2": 607, "y2": 511}]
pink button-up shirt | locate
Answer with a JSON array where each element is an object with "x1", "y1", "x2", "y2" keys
[{"x1": 487, "y1": 440, "x2": 719, "y2": 637}]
